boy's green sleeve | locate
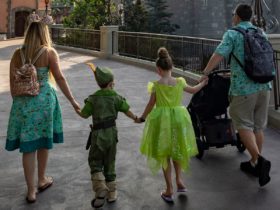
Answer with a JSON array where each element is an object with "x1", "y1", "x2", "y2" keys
[
  {"x1": 117, "y1": 96, "x2": 130, "y2": 113},
  {"x1": 81, "y1": 100, "x2": 93, "y2": 118}
]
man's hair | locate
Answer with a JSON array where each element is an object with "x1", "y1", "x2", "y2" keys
[{"x1": 235, "y1": 4, "x2": 253, "y2": 21}]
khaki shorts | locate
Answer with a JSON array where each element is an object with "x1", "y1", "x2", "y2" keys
[{"x1": 229, "y1": 90, "x2": 270, "y2": 132}]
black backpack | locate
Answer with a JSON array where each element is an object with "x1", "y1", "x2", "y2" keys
[{"x1": 230, "y1": 27, "x2": 275, "y2": 83}]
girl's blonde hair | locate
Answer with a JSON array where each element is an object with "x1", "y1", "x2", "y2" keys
[{"x1": 23, "y1": 22, "x2": 56, "y2": 86}]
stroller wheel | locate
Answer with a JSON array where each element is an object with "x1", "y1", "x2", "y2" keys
[
  {"x1": 236, "y1": 133, "x2": 246, "y2": 152},
  {"x1": 196, "y1": 137, "x2": 204, "y2": 159}
]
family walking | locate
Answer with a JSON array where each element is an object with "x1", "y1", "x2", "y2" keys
[{"x1": 5, "y1": 3, "x2": 273, "y2": 209}]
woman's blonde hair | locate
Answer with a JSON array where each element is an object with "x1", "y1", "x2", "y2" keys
[
  {"x1": 23, "y1": 22, "x2": 52, "y2": 60},
  {"x1": 23, "y1": 22, "x2": 56, "y2": 87}
]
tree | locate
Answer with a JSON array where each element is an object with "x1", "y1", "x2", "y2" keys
[
  {"x1": 122, "y1": 0, "x2": 148, "y2": 32},
  {"x1": 61, "y1": 0, "x2": 118, "y2": 29},
  {"x1": 145, "y1": 0, "x2": 179, "y2": 34}
]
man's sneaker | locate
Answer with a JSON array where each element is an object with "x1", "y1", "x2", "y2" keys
[
  {"x1": 256, "y1": 156, "x2": 271, "y2": 187},
  {"x1": 240, "y1": 161, "x2": 258, "y2": 177}
]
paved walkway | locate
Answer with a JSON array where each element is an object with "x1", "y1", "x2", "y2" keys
[{"x1": 0, "y1": 39, "x2": 280, "y2": 210}]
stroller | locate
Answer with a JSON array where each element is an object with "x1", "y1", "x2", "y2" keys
[{"x1": 187, "y1": 69, "x2": 246, "y2": 159}]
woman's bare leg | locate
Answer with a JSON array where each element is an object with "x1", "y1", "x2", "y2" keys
[
  {"x1": 37, "y1": 149, "x2": 52, "y2": 187},
  {"x1": 22, "y1": 152, "x2": 37, "y2": 200}
]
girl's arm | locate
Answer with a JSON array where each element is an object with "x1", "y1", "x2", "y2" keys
[
  {"x1": 140, "y1": 92, "x2": 156, "y2": 120},
  {"x1": 124, "y1": 110, "x2": 138, "y2": 121},
  {"x1": 48, "y1": 48, "x2": 80, "y2": 111},
  {"x1": 184, "y1": 78, "x2": 208, "y2": 94}
]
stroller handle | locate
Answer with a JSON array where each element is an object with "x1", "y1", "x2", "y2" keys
[{"x1": 208, "y1": 69, "x2": 231, "y2": 76}]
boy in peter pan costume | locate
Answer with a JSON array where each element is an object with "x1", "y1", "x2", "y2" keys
[{"x1": 77, "y1": 63, "x2": 138, "y2": 208}]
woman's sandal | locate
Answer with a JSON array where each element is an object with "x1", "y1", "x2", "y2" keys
[
  {"x1": 38, "y1": 176, "x2": 53, "y2": 193},
  {"x1": 25, "y1": 196, "x2": 36, "y2": 204}
]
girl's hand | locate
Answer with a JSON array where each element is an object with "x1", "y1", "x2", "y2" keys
[
  {"x1": 200, "y1": 77, "x2": 209, "y2": 86},
  {"x1": 135, "y1": 117, "x2": 142, "y2": 123}
]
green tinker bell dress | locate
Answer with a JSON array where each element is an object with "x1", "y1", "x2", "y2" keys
[
  {"x1": 6, "y1": 66, "x2": 63, "y2": 153},
  {"x1": 140, "y1": 77, "x2": 198, "y2": 174}
]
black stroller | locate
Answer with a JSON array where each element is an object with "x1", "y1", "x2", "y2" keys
[{"x1": 187, "y1": 69, "x2": 246, "y2": 159}]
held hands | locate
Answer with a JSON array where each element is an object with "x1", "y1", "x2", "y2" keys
[
  {"x1": 199, "y1": 76, "x2": 209, "y2": 86},
  {"x1": 134, "y1": 116, "x2": 145, "y2": 124},
  {"x1": 71, "y1": 99, "x2": 81, "y2": 114}
]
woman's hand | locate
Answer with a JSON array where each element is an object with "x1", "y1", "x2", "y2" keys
[{"x1": 71, "y1": 99, "x2": 80, "y2": 111}]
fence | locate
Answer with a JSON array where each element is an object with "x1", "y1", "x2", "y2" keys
[
  {"x1": 113, "y1": 31, "x2": 228, "y2": 74},
  {"x1": 51, "y1": 27, "x2": 100, "y2": 51},
  {"x1": 50, "y1": 27, "x2": 280, "y2": 110},
  {"x1": 274, "y1": 50, "x2": 280, "y2": 110}
]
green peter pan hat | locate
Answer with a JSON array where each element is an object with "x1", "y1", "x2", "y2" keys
[{"x1": 86, "y1": 63, "x2": 114, "y2": 85}]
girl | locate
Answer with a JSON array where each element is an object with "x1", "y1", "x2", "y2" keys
[
  {"x1": 137, "y1": 47, "x2": 208, "y2": 203},
  {"x1": 6, "y1": 22, "x2": 80, "y2": 203}
]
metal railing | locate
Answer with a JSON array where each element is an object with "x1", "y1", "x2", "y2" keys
[
  {"x1": 49, "y1": 28, "x2": 280, "y2": 110},
  {"x1": 113, "y1": 31, "x2": 228, "y2": 74},
  {"x1": 51, "y1": 27, "x2": 100, "y2": 51},
  {"x1": 273, "y1": 50, "x2": 280, "y2": 110}
]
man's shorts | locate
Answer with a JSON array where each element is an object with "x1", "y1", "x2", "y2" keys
[{"x1": 229, "y1": 90, "x2": 270, "y2": 132}]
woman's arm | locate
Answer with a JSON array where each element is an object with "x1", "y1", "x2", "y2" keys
[{"x1": 48, "y1": 48, "x2": 80, "y2": 111}]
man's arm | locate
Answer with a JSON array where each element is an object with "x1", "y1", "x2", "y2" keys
[{"x1": 203, "y1": 53, "x2": 224, "y2": 75}]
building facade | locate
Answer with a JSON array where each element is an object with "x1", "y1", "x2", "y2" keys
[
  {"x1": 0, "y1": 0, "x2": 52, "y2": 38},
  {"x1": 167, "y1": 0, "x2": 280, "y2": 38}
]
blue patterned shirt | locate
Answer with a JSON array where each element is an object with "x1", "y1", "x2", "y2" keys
[{"x1": 215, "y1": 21, "x2": 271, "y2": 96}]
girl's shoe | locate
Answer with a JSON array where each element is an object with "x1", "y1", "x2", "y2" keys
[
  {"x1": 177, "y1": 188, "x2": 187, "y2": 193},
  {"x1": 160, "y1": 192, "x2": 174, "y2": 203}
]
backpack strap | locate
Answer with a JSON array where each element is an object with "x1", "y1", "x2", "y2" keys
[
  {"x1": 228, "y1": 27, "x2": 249, "y2": 69},
  {"x1": 19, "y1": 48, "x2": 26, "y2": 65},
  {"x1": 31, "y1": 47, "x2": 47, "y2": 65}
]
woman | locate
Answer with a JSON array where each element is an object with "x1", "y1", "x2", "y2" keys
[{"x1": 5, "y1": 22, "x2": 80, "y2": 203}]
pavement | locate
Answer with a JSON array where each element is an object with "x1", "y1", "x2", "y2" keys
[{"x1": 0, "y1": 39, "x2": 280, "y2": 210}]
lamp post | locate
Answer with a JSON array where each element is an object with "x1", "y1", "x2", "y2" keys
[
  {"x1": 45, "y1": 0, "x2": 49, "y2": 14},
  {"x1": 118, "y1": 0, "x2": 124, "y2": 26},
  {"x1": 251, "y1": 0, "x2": 279, "y2": 33},
  {"x1": 252, "y1": 0, "x2": 266, "y2": 30},
  {"x1": 41, "y1": 0, "x2": 53, "y2": 25}
]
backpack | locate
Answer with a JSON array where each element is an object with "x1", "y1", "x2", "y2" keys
[
  {"x1": 11, "y1": 47, "x2": 46, "y2": 96},
  {"x1": 230, "y1": 27, "x2": 275, "y2": 83}
]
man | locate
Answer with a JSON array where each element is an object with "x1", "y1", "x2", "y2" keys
[{"x1": 202, "y1": 4, "x2": 271, "y2": 187}]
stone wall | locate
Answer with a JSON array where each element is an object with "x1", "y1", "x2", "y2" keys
[
  {"x1": 166, "y1": 0, "x2": 280, "y2": 38},
  {"x1": 0, "y1": 1, "x2": 8, "y2": 33}
]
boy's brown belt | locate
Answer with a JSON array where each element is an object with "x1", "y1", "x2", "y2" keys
[
  {"x1": 86, "y1": 119, "x2": 116, "y2": 150},
  {"x1": 92, "y1": 119, "x2": 116, "y2": 130}
]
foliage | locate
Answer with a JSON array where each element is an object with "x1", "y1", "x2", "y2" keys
[
  {"x1": 145, "y1": 0, "x2": 179, "y2": 34},
  {"x1": 61, "y1": 0, "x2": 118, "y2": 29},
  {"x1": 122, "y1": 0, "x2": 148, "y2": 32}
]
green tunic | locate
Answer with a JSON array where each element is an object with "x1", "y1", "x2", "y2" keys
[{"x1": 81, "y1": 89, "x2": 130, "y2": 181}]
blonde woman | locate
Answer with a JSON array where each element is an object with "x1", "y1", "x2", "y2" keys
[{"x1": 5, "y1": 22, "x2": 80, "y2": 203}]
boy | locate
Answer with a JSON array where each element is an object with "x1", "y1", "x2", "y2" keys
[{"x1": 77, "y1": 64, "x2": 137, "y2": 208}]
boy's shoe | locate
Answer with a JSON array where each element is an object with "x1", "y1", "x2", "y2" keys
[
  {"x1": 240, "y1": 161, "x2": 259, "y2": 177},
  {"x1": 256, "y1": 156, "x2": 271, "y2": 187},
  {"x1": 106, "y1": 181, "x2": 117, "y2": 203},
  {"x1": 107, "y1": 190, "x2": 117, "y2": 203}
]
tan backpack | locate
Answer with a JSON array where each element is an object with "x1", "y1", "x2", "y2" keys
[{"x1": 11, "y1": 47, "x2": 46, "y2": 97}]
